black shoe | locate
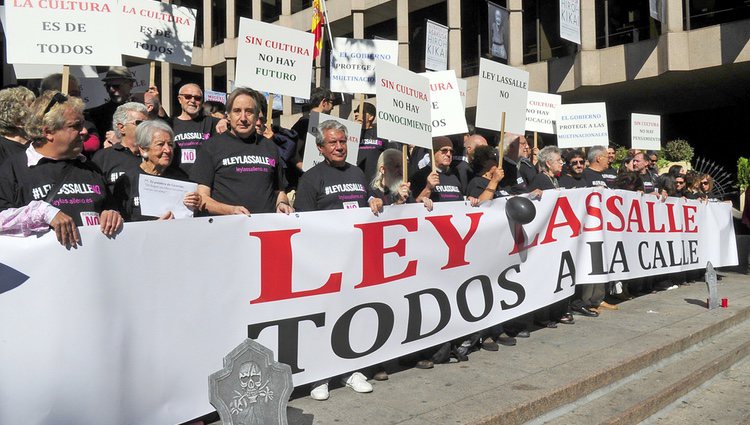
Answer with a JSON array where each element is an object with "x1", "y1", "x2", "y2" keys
[
  {"x1": 481, "y1": 337, "x2": 500, "y2": 351},
  {"x1": 451, "y1": 345, "x2": 469, "y2": 362},
  {"x1": 431, "y1": 342, "x2": 452, "y2": 364},
  {"x1": 571, "y1": 305, "x2": 599, "y2": 317},
  {"x1": 496, "y1": 335, "x2": 517, "y2": 346}
]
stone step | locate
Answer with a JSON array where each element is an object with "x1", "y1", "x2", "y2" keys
[
  {"x1": 532, "y1": 318, "x2": 750, "y2": 425},
  {"x1": 643, "y1": 354, "x2": 750, "y2": 425}
]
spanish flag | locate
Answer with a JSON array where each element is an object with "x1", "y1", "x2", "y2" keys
[{"x1": 311, "y1": 0, "x2": 325, "y2": 59}]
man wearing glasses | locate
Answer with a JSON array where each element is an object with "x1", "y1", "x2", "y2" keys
[
  {"x1": 85, "y1": 66, "x2": 137, "y2": 140},
  {"x1": 291, "y1": 87, "x2": 335, "y2": 186},
  {"x1": 92, "y1": 103, "x2": 149, "y2": 192},
  {"x1": 559, "y1": 150, "x2": 587, "y2": 189},
  {"x1": 582, "y1": 146, "x2": 611, "y2": 188},
  {"x1": 171, "y1": 83, "x2": 223, "y2": 175},
  {"x1": 413, "y1": 137, "x2": 465, "y2": 205}
]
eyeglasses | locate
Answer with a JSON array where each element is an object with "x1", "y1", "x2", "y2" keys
[
  {"x1": 676, "y1": 180, "x2": 686, "y2": 185},
  {"x1": 128, "y1": 119, "x2": 144, "y2": 127},
  {"x1": 43, "y1": 92, "x2": 68, "y2": 115},
  {"x1": 438, "y1": 148, "x2": 454, "y2": 154},
  {"x1": 179, "y1": 94, "x2": 203, "y2": 101},
  {"x1": 570, "y1": 160, "x2": 585, "y2": 165},
  {"x1": 105, "y1": 83, "x2": 123, "y2": 90},
  {"x1": 701, "y1": 181, "x2": 710, "y2": 186}
]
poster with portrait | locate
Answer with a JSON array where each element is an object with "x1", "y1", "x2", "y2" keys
[{"x1": 487, "y1": 1, "x2": 509, "y2": 63}]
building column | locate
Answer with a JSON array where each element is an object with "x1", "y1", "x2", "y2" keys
[
  {"x1": 574, "y1": 0, "x2": 599, "y2": 87},
  {"x1": 580, "y1": 0, "x2": 596, "y2": 51},
  {"x1": 252, "y1": 0, "x2": 262, "y2": 20},
  {"x1": 352, "y1": 0, "x2": 364, "y2": 39},
  {"x1": 203, "y1": 0, "x2": 212, "y2": 48},
  {"x1": 204, "y1": 66, "x2": 213, "y2": 91},
  {"x1": 664, "y1": 0, "x2": 684, "y2": 33},
  {"x1": 226, "y1": 0, "x2": 236, "y2": 39},
  {"x1": 508, "y1": 0, "x2": 523, "y2": 67},
  {"x1": 161, "y1": 63, "x2": 172, "y2": 116},
  {"x1": 397, "y1": 0, "x2": 409, "y2": 69},
  {"x1": 447, "y1": 0, "x2": 462, "y2": 76}
]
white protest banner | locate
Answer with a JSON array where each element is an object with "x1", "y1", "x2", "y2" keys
[
  {"x1": 301, "y1": 112, "x2": 361, "y2": 171},
  {"x1": 330, "y1": 37, "x2": 399, "y2": 94},
  {"x1": 557, "y1": 102, "x2": 609, "y2": 148},
  {"x1": 422, "y1": 70, "x2": 468, "y2": 137},
  {"x1": 4, "y1": 0, "x2": 120, "y2": 66},
  {"x1": 138, "y1": 174, "x2": 198, "y2": 219},
  {"x1": 631, "y1": 113, "x2": 661, "y2": 151},
  {"x1": 119, "y1": 0, "x2": 197, "y2": 66},
  {"x1": 0, "y1": 189, "x2": 737, "y2": 425},
  {"x1": 560, "y1": 0, "x2": 581, "y2": 44},
  {"x1": 475, "y1": 58, "x2": 529, "y2": 134},
  {"x1": 235, "y1": 17, "x2": 314, "y2": 99},
  {"x1": 375, "y1": 60, "x2": 432, "y2": 148},
  {"x1": 525, "y1": 91, "x2": 562, "y2": 134},
  {"x1": 79, "y1": 64, "x2": 151, "y2": 108},
  {"x1": 425, "y1": 20, "x2": 448, "y2": 71},
  {"x1": 204, "y1": 89, "x2": 227, "y2": 104},
  {"x1": 457, "y1": 78, "x2": 467, "y2": 108}
]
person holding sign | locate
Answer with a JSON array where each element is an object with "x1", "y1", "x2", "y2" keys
[
  {"x1": 190, "y1": 87, "x2": 292, "y2": 215},
  {"x1": 113, "y1": 120, "x2": 201, "y2": 221},
  {"x1": 85, "y1": 67, "x2": 138, "y2": 140},
  {"x1": 413, "y1": 137, "x2": 465, "y2": 206},
  {"x1": 0, "y1": 91, "x2": 123, "y2": 247},
  {"x1": 367, "y1": 148, "x2": 412, "y2": 215},
  {"x1": 500, "y1": 134, "x2": 538, "y2": 194},
  {"x1": 466, "y1": 145, "x2": 509, "y2": 201},
  {"x1": 295, "y1": 120, "x2": 369, "y2": 212},
  {"x1": 171, "y1": 83, "x2": 223, "y2": 175},
  {"x1": 92, "y1": 103, "x2": 148, "y2": 192},
  {"x1": 354, "y1": 102, "x2": 388, "y2": 183}
]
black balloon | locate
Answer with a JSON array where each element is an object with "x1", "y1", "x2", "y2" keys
[{"x1": 505, "y1": 196, "x2": 536, "y2": 224}]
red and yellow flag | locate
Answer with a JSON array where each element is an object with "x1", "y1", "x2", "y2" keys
[{"x1": 311, "y1": 0, "x2": 325, "y2": 59}]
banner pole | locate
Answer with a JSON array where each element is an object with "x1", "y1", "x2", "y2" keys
[
  {"x1": 533, "y1": 131, "x2": 538, "y2": 163},
  {"x1": 431, "y1": 149, "x2": 436, "y2": 173},
  {"x1": 358, "y1": 94, "x2": 365, "y2": 121},
  {"x1": 402, "y1": 144, "x2": 408, "y2": 184},
  {"x1": 61, "y1": 65, "x2": 70, "y2": 95},
  {"x1": 149, "y1": 62, "x2": 156, "y2": 87},
  {"x1": 498, "y1": 111, "x2": 506, "y2": 164}
]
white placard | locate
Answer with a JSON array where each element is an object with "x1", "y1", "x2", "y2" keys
[
  {"x1": 235, "y1": 18, "x2": 314, "y2": 99},
  {"x1": 457, "y1": 78, "x2": 467, "y2": 108},
  {"x1": 119, "y1": 0, "x2": 197, "y2": 66},
  {"x1": 631, "y1": 113, "x2": 661, "y2": 150},
  {"x1": 422, "y1": 70, "x2": 467, "y2": 137},
  {"x1": 560, "y1": 0, "x2": 581, "y2": 44},
  {"x1": 475, "y1": 58, "x2": 529, "y2": 135},
  {"x1": 301, "y1": 112, "x2": 361, "y2": 171},
  {"x1": 204, "y1": 89, "x2": 227, "y2": 104},
  {"x1": 525, "y1": 91, "x2": 562, "y2": 134},
  {"x1": 375, "y1": 60, "x2": 432, "y2": 149},
  {"x1": 557, "y1": 102, "x2": 609, "y2": 148},
  {"x1": 330, "y1": 37, "x2": 399, "y2": 94},
  {"x1": 425, "y1": 20, "x2": 448, "y2": 71},
  {"x1": 138, "y1": 174, "x2": 197, "y2": 219},
  {"x1": 4, "y1": 0, "x2": 120, "y2": 66},
  {"x1": 650, "y1": 0, "x2": 665, "y2": 21},
  {"x1": 79, "y1": 64, "x2": 151, "y2": 108}
]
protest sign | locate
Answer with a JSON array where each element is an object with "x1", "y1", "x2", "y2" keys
[
  {"x1": 375, "y1": 60, "x2": 432, "y2": 149},
  {"x1": 560, "y1": 0, "x2": 581, "y2": 44},
  {"x1": 425, "y1": 20, "x2": 448, "y2": 71},
  {"x1": 0, "y1": 189, "x2": 737, "y2": 425},
  {"x1": 235, "y1": 18, "x2": 314, "y2": 99},
  {"x1": 631, "y1": 113, "x2": 661, "y2": 150},
  {"x1": 204, "y1": 89, "x2": 227, "y2": 104},
  {"x1": 301, "y1": 112, "x2": 361, "y2": 171},
  {"x1": 422, "y1": 70, "x2": 467, "y2": 137},
  {"x1": 330, "y1": 37, "x2": 399, "y2": 94},
  {"x1": 119, "y1": 0, "x2": 197, "y2": 66},
  {"x1": 4, "y1": 0, "x2": 120, "y2": 66},
  {"x1": 525, "y1": 91, "x2": 561, "y2": 134},
  {"x1": 557, "y1": 102, "x2": 609, "y2": 148},
  {"x1": 79, "y1": 64, "x2": 150, "y2": 108},
  {"x1": 138, "y1": 174, "x2": 198, "y2": 219},
  {"x1": 475, "y1": 58, "x2": 529, "y2": 135}
]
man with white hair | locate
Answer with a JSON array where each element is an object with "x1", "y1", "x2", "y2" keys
[
  {"x1": 92, "y1": 102, "x2": 148, "y2": 192},
  {"x1": 171, "y1": 83, "x2": 223, "y2": 175}
]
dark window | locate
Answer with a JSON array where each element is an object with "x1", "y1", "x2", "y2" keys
[
  {"x1": 291, "y1": 0, "x2": 313, "y2": 14},
  {"x1": 685, "y1": 0, "x2": 750, "y2": 30},
  {"x1": 262, "y1": 0, "x2": 282, "y2": 22},
  {"x1": 235, "y1": 0, "x2": 253, "y2": 37},
  {"x1": 212, "y1": 0, "x2": 226, "y2": 46},
  {"x1": 595, "y1": 0, "x2": 658, "y2": 49},
  {"x1": 408, "y1": 2, "x2": 448, "y2": 73}
]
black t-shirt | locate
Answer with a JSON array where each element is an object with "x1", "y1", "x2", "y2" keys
[
  {"x1": 412, "y1": 166, "x2": 464, "y2": 203},
  {"x1": 601, "y1": 167, "x2": 617, "y2": 187},
  {"x1": 190, "y1": 131, "x2": 285, "y2": 214},
  {"x1": 85, "y1": 100, "x2": 121, "y2": 140},
  {"x1": 113, "y1": 165, "x2": 190, "y2": 222},
  {"x1": 528, "y1": 173, "x2": 558, "y2": 191},
  {"x1": 582, "y1": 168, "x2": 610, "y2": 188},
  {"x1": 295, "y1": 161, "x2": 368, "y2": 211},
  {"x1": 518, "y1": 158, "x2": 538, "y2": 187},
  {"x1": 91, "y1": 144, "x2": 142, "y2": 192},
  {"x1": 466, "y1": 176, "x2": 511, "y2": 199},
  {"x1": 0, "y1": 137, "x2": 27, "y2": 165},
  {"x1": 501, "y1": 157, "x2": 537, "y2": 194},
  {"x1": 0, "y1": 152, "x2": 110, "y2": 226},
  {"x1": 640, "y1": 172, "x2": 656, "y2": 193},
  {"x1": 357, "y1": 126, "x2": 388, "y2": 184},
  {"x1": 172, "y1": 114, "x2": 220, "y2": 175},
  {"x1": 559, "y1": 173, "x2": 587, "y2": 189}
]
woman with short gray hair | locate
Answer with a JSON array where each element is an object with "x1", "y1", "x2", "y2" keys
[
  {"x1": 113, "y1": 120, "x2": 202, "y2": 221},
  {"x1": 0, "y1": 86, "x2": 35, "y2": 164},
  {"x1": 528, "y1": 146, "x2": 563, "y2": 191}
]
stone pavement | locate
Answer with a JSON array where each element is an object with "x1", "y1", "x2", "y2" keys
[{"x1": 273, "y1": 271, "x2": 750, "y2": 425}]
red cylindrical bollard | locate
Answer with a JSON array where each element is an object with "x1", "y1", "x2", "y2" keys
[{"x1": 721, "y1": 298, "x2": 728, "y2": 308}]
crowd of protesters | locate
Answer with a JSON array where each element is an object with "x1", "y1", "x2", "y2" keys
[{"x1": 0, "y1": 68, "x2": 735, "y2": 404}]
